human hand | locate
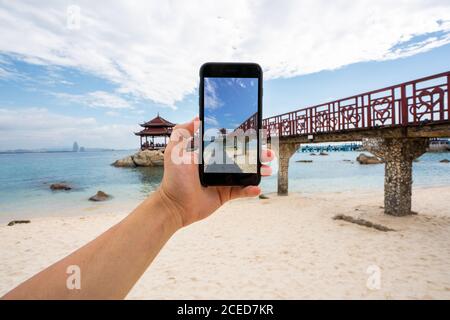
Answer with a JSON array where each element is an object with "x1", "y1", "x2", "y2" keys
[{"x1": 158, "y1": 117, "x2": 275, "y2": 228}]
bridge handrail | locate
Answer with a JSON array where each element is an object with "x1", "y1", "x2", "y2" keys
[{"x1": 241, "y1": 70, "x2": 450, "y2": 137}]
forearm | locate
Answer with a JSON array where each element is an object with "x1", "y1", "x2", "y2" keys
[{"x1": 2, "y1": 190, "x2": 182, "y2": 300}]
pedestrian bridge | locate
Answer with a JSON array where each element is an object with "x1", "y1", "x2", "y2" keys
[{"x1": 239, "y1": 71, "x2": 450, "y2": 216}]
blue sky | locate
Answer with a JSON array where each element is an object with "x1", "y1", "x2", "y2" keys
[
  {"x1": 0, "y1": 1, "x2": 450, "y2": 150},
  {"x1": 204, "y1": 77, "x2": 258, "y2": 134},
  {"x1": 263, "y1": 44, "x2": 450, "y2": 117},
  {"x1": 1, "y1": 44, "x2": 450, "y2": 150}
]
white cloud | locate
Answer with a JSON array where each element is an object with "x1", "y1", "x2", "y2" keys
[
  {"x1": 0, "y1": 0, "x2": 449, "y2": 107},
  {"x1": 133, "y1": 109, "x2": 146, "y2": 115},
  {"x1": 0, "y1": 108, "x2": 137, "y2": 149},
  {"x1": 0, "y1": 66, "x2": 11, "y2": 79},
  {"x1": 106, "y1": 110, "x2": 120, "y2": 117},
  {"x1": 0, "y1": 60, "x2": 20, "y2": 80},
  {"x1": 235, "y1": 78, "x2": 246, "y2": 88},
  {"x1": 53, "y1": 91, "x2": 132, "y2": 109},
  {"x1": 205, "y1": 115, "x2": 219, "y2": 126},
  {"x1": 204, "y1": 78, "x2": 223, "y2": 110}
]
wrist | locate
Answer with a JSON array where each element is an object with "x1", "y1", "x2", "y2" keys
[{"x1": 153, "y1": 187, "x2": 185, "y2": 230}]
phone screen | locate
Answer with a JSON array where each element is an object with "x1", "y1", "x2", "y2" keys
[{"x1": 203, "y1": 77, "x2": 259, "y2": 174}]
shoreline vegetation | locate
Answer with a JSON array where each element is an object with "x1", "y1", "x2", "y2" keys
[{"x1": 1, "y1": 185, "x2": 449, "y2": 299}]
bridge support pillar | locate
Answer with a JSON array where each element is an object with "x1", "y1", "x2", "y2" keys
[
  {"x1": 278, "y1": 142, "x2": 299, "y2": 196},
  {"x1": 364, "y1": 138, "x2": 428, "y2": 216}
]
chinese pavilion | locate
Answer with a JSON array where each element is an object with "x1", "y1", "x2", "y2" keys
[{"x1": 135, "y1": 114, "x2": 176, "y2": 150}]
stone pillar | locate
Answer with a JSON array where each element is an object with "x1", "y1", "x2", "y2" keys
[
  {"x1": 364, "y1": 138, "x2": 428, "y2": 216},
  {"x1": 278, "y1": 142, "x2": 299, "y2": 196}
]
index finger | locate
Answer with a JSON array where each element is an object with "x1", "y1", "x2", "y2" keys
[{"x1": 172, "y1": 116, "x2": 200, "y2": 138}]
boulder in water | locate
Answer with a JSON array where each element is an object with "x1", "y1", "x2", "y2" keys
[
  {"x1": 356, "y1": 153, "x2": 383, "y2": 165},
  {"x1": 440, "y1": 159, "x2": 450, "y2": 163},
  {"x1": 132, "y1": 150, "x2": 164, "y2": 166},
  {"x1": 50, "y1": 183, "x2": 72, "y2": 191},
  {"x1": 89, "y1": 191, "x2": 111, "y2": 202},
  {"x1": 112, "y1": 150, "x2": 164, "y2": 168},
  {"x1": 112, "y1": 156, "x2": 136, "y2": 168}
]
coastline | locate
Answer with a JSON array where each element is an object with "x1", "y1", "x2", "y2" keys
[
  {"x1": 2, "y1": 150, "x2": 449, "y2": 223},
  {"x1": 1, "y1": 185, "x2": 450, "y2": 299}
]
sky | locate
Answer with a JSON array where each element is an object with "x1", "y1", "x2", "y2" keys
[
  {"x1": 204, "y1": 77, "x2": 258, "y2": 137},
  {"x1": 0, "y1": 0, "x2": 450, "y2": 150}
]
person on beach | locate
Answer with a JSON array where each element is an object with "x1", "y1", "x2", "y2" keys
[{"x1": 2, "y1": 117, "x2": 274, "y2": 300}]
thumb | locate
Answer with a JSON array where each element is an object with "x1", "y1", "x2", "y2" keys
[
  {"x1": 229, "y1": 186, "x2": 261, "y2": 200},
  {"x1": 167, "y1": 116, "x2": 199, "y2": 153}
]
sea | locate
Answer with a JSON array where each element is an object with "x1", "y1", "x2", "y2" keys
[{"x1": 0, "y1": 150, "x2": 449, "y2": 222}]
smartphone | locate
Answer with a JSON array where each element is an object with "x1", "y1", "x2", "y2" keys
[{"x1": 199, "y1": 62, "x2": 263, "y2": 186}]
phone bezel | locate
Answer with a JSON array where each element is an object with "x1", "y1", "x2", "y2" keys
[{"x1": 198, "y1": 62, "x2": 263, "y2": 187}]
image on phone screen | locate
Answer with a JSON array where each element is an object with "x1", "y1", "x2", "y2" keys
[{"x1": 203, "y1": 77, "x2": 258, "y2": 174}]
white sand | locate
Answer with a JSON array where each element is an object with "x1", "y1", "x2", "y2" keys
[{"x1": 1, "y1": 186, "x2": 450, "y2": 299}]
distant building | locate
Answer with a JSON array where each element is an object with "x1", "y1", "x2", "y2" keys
[
  {"x1": 428, "y1": 138, "x2": 450, "y2": 152},
  {"x1": 79, "y1": 146, "x2": 85, "y2": 152},
  {"x1": 72, "y1": 142, "x2": 79, "y2": 152}
]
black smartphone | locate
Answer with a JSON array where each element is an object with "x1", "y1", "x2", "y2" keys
[{"x1": 199, "y1": 62, "x2": 263, "y2": 186}]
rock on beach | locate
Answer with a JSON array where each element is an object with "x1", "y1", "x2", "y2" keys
[
  {"x1": 50, "y1": 183, "x2": 72, "y2": 191},
  {"x1": 89, "y1": 191, "x2": 111, "y2": 202},
  {"x1": 112, "y1": 150, "x2": 164, "y2": 168},
  {"x1": 356, "y1": 153, "x2": 384, "y2": 165}
]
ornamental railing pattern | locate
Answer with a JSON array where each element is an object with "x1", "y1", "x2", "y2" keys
[{"x1": 238, "y1": 71, "x2": 450, "y2": 137}]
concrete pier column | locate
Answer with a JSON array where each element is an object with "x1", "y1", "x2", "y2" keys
[
  {"x1": 278, "y1": 142, "x2": 299, "y2": 196},
  {"x1": 364, "y1": 138, "x2": 428, "y2": 216}
]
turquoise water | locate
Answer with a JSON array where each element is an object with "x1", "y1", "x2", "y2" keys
[
  {"x1": 0, "y1": 150, "x2": 449, "y2": 222},
  {"x1": 260, "y1": 151, "x2": 450, "y2": 194},
  {"x1": 0, "y1": 151, "x2": 163, "y2": 222}
]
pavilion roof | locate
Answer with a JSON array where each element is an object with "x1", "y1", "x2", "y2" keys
[
  {"x1": 140, "y1": 114, "x2": 175, "y2": 128},
  {"x1": 135, "y1": 127, "x2": 173, "y2": 136}
]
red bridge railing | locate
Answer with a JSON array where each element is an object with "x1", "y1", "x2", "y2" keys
[{"x1": 238, "y1": 71, "x2": 450, "y2": 138}]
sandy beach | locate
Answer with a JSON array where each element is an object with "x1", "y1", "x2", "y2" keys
[{"x1": 1, "y1": 186, "x2": 450, "y2": 299}]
